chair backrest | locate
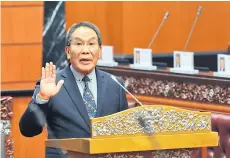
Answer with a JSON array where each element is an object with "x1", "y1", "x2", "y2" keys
[{"x1": 208, "y1": 113, "x2": 230, "y2": 158}]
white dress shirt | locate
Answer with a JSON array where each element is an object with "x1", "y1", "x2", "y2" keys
[{"x1": 70, "y1": 65, "x2": 97, "y2": 106}]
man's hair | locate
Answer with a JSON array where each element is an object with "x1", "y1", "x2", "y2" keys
[{"x1": 65, "y1": 21, "x2": 102, "y2": 46}]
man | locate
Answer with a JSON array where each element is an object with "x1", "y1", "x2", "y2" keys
[
  {"x1": 219, "y1": 57, "x2": 225, "y2": 72},
  {"x1": 175, "y1": 54, "x2": 181, "y2": 68},
  {"x1": 19, "y1": 22, "x2": 128, "y2": 158},
  {"x1": 136, "y1": 51, "x2": 140, "y2": 64}
]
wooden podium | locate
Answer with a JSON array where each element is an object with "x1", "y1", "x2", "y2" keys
[{"x1": 46, "y1": 105, "x2": 218, "y2": 158}]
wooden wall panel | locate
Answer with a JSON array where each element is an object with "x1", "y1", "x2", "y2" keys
[
  {"x1": 122, "y1": 1, "x2": 230, "y2": 54},
  {"x1": 1, "y1": 2, "x2": 44, "y2": 157},
  {"x1": 1, "y1": 1, "x2": 43, "y2": 91},
  {"x1": 65, "y1": 2, "x2": 123, "y2": 53},
  {"x1": 11, "y1": 97, "x2": 46, "y2": 158},
  {"x1": 66, "y1": 1, "x2": 230, "y2": 54},
  {"x1": 1, "y1": 82, "x2": 37, "y2": 91},
  {"x1": 1, "y1": 1, "x2": 43, "y2": 6},
  {"x1": 1, "y1": 45, "x2": 42, "y2": 90},
  {"x1": 1, "y1": 6, "x2": 43, "y2": 44}
]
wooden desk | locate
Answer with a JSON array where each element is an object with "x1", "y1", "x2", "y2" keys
[{"x1": 98, "y1": 66, "x2": 230, "y2": 114}]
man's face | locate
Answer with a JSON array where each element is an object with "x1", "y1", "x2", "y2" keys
[{"x1": 65, "y1": 27, "x2": 101, "y2": 74}]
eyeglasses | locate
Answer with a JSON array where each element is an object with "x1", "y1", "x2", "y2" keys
[{"x1": 68, "y1": 40, "x2": 99, "y2": 52}]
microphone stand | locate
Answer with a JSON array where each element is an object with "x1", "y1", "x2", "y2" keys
[
  {"x1": 148, "y1": 12, "x2": 170, "y2": 49},
  {"x1": 111, "y1": 75, "x2": 155, "y2": 134},
  {"x1": 184, "y1": 6, "x2": 203, "y2": 51}
]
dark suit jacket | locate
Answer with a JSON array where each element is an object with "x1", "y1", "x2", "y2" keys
[{"x1": 19, "y1": 66, "x2": 128, "y2": 158}]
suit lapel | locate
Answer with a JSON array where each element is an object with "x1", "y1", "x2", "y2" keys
[
  {"x1": 60, "y1": 66, "x2": 90, "y2": 131},
  {"x1": 95, "y1": 69, "x2": 107, "y2": 117}
]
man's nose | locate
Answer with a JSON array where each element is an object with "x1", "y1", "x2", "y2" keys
[{"x1": 81, "y1": 44, "x2": 90, "y2": 53}]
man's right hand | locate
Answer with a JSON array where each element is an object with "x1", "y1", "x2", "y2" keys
[{"x1": 39, "y1": 62, "x2": 64, "y2": 100}]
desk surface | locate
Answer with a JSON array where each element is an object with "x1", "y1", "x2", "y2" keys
[
  {"x1": 98, "y1": 66, "x2": 230, "y2": 113},
  {"x1": 98, "y1": 66, "x2": 229, "y2": 85}
]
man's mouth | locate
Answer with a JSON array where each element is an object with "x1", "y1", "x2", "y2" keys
[{"x1": 79, "y1": 58, "x2": 92, "y2": 64}]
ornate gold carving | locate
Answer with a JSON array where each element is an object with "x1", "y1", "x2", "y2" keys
[
  {"x1": 97, "y1": 149, "x2": 196, "y2": 158},
  {"x1": 5, "y1": 136, "x2": 14, "y2": 158},
  {"x1": 1, "y1": 97, "x2": 14, "y2": 158},
  {"x1": 92, "y1": 106, "x2": 211, "y2": 137},
  {"x1": 120, "y1": 76, "x2": 230, "y2": 105},
  {"x1": 152, "y1": 149, "x2": 194, "y2": 158},
  {"x1": 98, "y1": 153, "x2": 144, "y2": 158},
  {"x1": 0, "y1": 120, "x2": 11, "y2": 135},
  {"x1": 1, "y1": 97, "x2": 13, "y2": 120}
]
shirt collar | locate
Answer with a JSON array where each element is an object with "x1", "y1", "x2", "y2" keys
[{"x1": 70, "y1": 65, "x2": 95, "y2": 82}]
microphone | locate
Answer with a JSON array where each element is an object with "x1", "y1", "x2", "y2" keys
[
  {"x1": 148, "y1": 11, "x2": 170, "y2": 49},
  {"x1": 111, "y1": 75, "x2": 143, "y2": 106},
  {"x1": 111, "y1": 75, "x2": 155, "y2": 134},
  {"x1": 183, "y1": 6, "x2": 203, "y2": 51}
]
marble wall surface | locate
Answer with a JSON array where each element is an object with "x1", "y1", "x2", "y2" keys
[{"x1": 43, "y1": 1, "x2": 68, "y2": 71}]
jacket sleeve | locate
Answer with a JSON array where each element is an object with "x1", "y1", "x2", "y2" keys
[{"x1": 19, "y1": 79, "x2": 51, "y2": 137}]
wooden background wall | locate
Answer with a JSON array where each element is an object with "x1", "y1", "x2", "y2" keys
[
  {"x1": 1, "y1": 1, "x2": 43, "y2": 91},
  {"x1": 1, "y1": 2, "x2": 46, "y2": 158},
  {"x1": 66, "y1": 1, "x2": 230, "y2": 54},
  {"x1": 1, "y1": 1, "x2": 230, "y2": 158},
  {"x1": 2, "y1": 1, "x2": 230, "y2": 91}
]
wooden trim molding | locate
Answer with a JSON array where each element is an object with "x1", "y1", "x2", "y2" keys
[
  {"x1": 97, "y1": 66, "x2": 230, "y2": 108},
  {"x1": 127, "y1": 95, "x2": 230, "y2": 114}
]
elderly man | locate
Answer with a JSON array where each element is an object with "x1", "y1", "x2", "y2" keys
[{"x1": 19, "y1": 21, "x2": 128, "y2": 158}]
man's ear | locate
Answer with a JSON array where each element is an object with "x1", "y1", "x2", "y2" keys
[
  {"x1": 98, "y1": 45, "x2": 102, "y2": 59},
  {"x1": 65, "y1": 46, "x2": 71, "y2": 60}
]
